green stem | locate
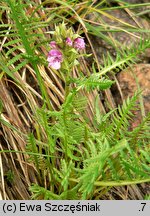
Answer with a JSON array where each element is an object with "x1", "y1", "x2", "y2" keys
[
  {"x1": 63, "y1": 109, "x2": 68, "y2": 161},
  {"x1": 69, "y1": 178, "x2": 150, "y2": 187},
  {"x1": 63, "y1": 70, "x2": 71, "y2": 159},
  {"x1": 64, "y1": 80, "x2": 70, "y2": 100}
]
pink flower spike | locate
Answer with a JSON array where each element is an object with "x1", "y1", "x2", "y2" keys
[
  {"x1": 50, "y1": 41, "x2": 57, "y2": 48},
  {"x1": 66, "y1": 37, "x2": 73, "y2": 46},
  {"x1": 74, "y1": 38, "x2": 85, "y2": 50},
  {"x1": 47, "y1": 49, "x2": 63, "y2": 70}
]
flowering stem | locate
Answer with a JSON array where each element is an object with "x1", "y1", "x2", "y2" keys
[
  {"x1": 64, "y1": 79, "x2": 70, "y2": 100},
  {"x1": 63, "y1": 110, "x2": 68, "y2": 160},
  {"x1": 63, "y1": 71, "x2": 70, "y2": 160},
  {"x1": 63, "y1": 66, "x2": 71, "y2": 101}
]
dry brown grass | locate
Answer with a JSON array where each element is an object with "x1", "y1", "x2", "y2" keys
[{"x1": 0, "y1": 0, "x2": 149, "y2": 200}]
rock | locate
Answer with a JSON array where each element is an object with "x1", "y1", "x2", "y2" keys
[{"x1": 116, "y1": 64, "x2": 150, "y2": 128}]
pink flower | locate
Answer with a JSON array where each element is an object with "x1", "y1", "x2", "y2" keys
[
  {"x1": 66, "y1": 37, "x2": 72, "y2": 46},
  {"x1": 74, "y1": 38, "x2": 85, "y2": 50},
  {"x1": 50, "y1": 41, "x2": 57, "y2": 48},
  {"x1": 47, "y1": 49, "x2": 63, "y2": 70}
]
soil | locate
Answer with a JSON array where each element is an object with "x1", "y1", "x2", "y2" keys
[
  {"x1": 87, "y1": 2, "x2": 150, "y2": 199},
  {"x1": 86, "y1": 7, "x2": 150, "y2": 64},
  {"x1": 86, "y1": 3, "x2": 150, "y2": 129},
  {"x1": 114, "y1": 64, "x2": 150, "y2": 128}
]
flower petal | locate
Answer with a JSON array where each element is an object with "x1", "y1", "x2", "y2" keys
[
  {"x1": 49, "y1": 61, "x2": 61, "y2": 70},
  {"x1": 50, "y1": 41, "x2": 57, "y2": 48},
  {"x1": 66, "y1": 37, "x2": 72, "y2": 46},
  {"x1": 49, "y1": 49, "x2": 62, "y2": 57},
  {"x1": 74, "y1": 38, "x2": 85, "y2": 50}
]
